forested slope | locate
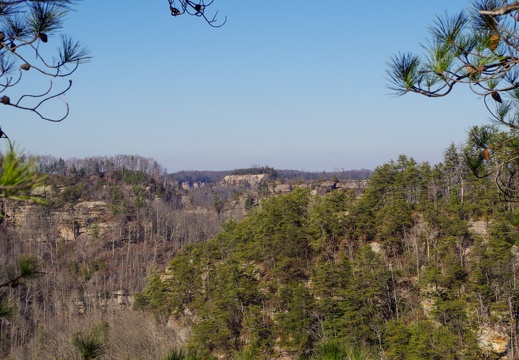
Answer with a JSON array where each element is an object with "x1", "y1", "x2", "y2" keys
[{"x1": 141, "y1": 150, "x2": 519, "y2": 359}]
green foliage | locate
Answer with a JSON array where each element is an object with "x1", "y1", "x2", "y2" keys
[
  {"x1": 244, "y1": 194, "x2": 255, "y2": 210},
  {"x1": 384, "y1": 320, "x2": 411, "y2": 360},
  {"x1": 133, "y1": 291, "x2": 150, "y2": 312},
  {"x1": 312, "y1": 338, "x2": 348, "y2": 360},
  {"x1": 213, "y1": 192, "x2": 225, "y2": 215},
  {"x1": 312, "y1": 338, "x2": 374, "y2": 360},
  {"x1": 110, "y1": 185, "x2": 127, "y2": 215},
  {"x1": 163, "y1": 348, "x2": 212, "y2": 360},
  {"x1": 0, "y1": 254, "x2": 43, "y2": 290},
  {"x1": 123, "y1": 169, "x2": 149, "y2": 185},
  {"x1": 17, "y1": 254, "x2": 44, "y2": 281},
  {"x1": 233, "y1": 347, "x2": 256, "y2": 360},
  {"x1": 307, "y1": 190, "x2": 352, "y2": 257},
  {"x1": 337, "y1": 246, "x2": 393, "y2": 344},
  {"x1": 274, "y1": 281, "x2": 314, "y2": 352},
  {"x1": 312, "y1": 257, "x2": 352, "y2": 336},
  {"x1": 432, "y1": 298, "x2": 469, "y2": 334},
  {"x1": 141, "y1": 272, "x2": 176, "y2": 318},
  {"x1": 189, "y1": 308, "x2": 234, "y2": 354},
  {"x1": 59, "y1": 184, "x2": 84, "y2": 204},
  {"x1": 349, "y1": 156, "x2": 421, "y2": 248},
  {"x1": 245, "y1": 188, "x2": 311, "y2": 281},
  {"x1": 0, "y1": 150, "x2": 46, "y2": 203},
  {"x1": 0, "y1": 296, "x2": 14, "y2": 318},
  {"x1": 384, "y1": 319, "x2": 479, "y2": 359},
  {"x1": 71, "y1": 322, "x2": 108, "y2": 360}
]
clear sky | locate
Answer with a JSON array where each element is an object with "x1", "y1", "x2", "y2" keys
[{"x1": 0, "y1": 1, "x2": 490, "y2": 172}]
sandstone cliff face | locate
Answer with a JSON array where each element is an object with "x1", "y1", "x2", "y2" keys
[
  {"x1": 5, "y1": 200, "x2": 113, "y2": 241},
  {"x1": 478, "y1": 326, "x2": 510, "y2": 358},
  {"x1": 220, "y1": 175, "x2": 367, "y2": 195},
  {"x1": 221, "y1": 174, "x2": 269, "y2": 187}
]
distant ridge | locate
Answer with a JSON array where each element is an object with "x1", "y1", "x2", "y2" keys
[{"x1": 170, "y1": 168, "x2": 372, "y2": 184}]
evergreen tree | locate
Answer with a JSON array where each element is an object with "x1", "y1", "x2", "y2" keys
[{"x1": 387, "y1": 0, "x2": 519, "y2": 201}]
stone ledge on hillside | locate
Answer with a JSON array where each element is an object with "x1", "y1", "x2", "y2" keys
[{"x1": 221, "y1": 174, "x2": 269, "y2": 187}]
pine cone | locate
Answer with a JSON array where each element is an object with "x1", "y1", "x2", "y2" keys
[
  {"x1": 1, "y1": 95, "x2": 10, "y2": 105},
  {"x1": 491, "y1": 91, "x2": 502, "y2": 103}
]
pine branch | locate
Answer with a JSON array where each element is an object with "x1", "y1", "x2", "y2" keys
[{"x1": 0, "y1": 255, "x2": 43, "y2": 289}]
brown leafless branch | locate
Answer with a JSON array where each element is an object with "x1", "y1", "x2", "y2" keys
[
  {"x1": 168, "y1": 0, "x2": 226, "y2": 27},
  {"x1": 480, "y1": 2, "x2": 519, "y2": 16},
  {"x1": 2, "y1": 80, "x2": 73, "y2": 122}
]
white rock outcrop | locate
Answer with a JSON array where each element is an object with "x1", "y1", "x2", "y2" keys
[{"x1": 221, "y1": 174, "x2": 269, "y2": 187}]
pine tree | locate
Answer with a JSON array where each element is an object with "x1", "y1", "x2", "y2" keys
[{"x1": 387, "y1": 1, "x2": 519, "y2": 201}]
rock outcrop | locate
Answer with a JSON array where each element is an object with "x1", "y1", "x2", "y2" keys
[
  {"x1": 221, "y1": 174, "x2": 269, "y2": 187},
  {"x1": 478, "y1": 326, "x2": 510, "y2": 358}
]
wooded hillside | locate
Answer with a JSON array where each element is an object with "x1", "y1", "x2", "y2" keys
[
  {"x1": 141, "y1": 148, "x2": 519, "y2": 359},
  {"x1": 1, "y1": 146, "x2": 518, "y2": 359},
  {"x1": 1, "y1": 154, "x2": 369, "y2": 359}
]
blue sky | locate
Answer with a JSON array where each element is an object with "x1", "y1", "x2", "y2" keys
[{"x1": 1, "y1": 1, "x2": 489, "y2": 172}]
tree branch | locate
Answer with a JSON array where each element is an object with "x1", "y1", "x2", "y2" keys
[{"x1": 479, "y1": 2, "x2": 519, "y2": 16}]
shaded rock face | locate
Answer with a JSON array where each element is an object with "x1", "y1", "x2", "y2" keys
[
  {"x1": 73, "y1": 201, "x2": 108, "y2": 219},
  {"x1": 72, "y1": 290, "x2": 135, "y2": 314},
  {"x1": 70, "y1": 201, "x2": 110, "y2": 240},
  {"x1": 166, "y1": 315, "x2": 192, "y2": 345},
  {"x1": 180, "y1": 181, "x2": 205, "y2": 190},
  {"x1": 59, "y1": 202, "x2": 110, "y2": 241},
  {"x1": 5, "y1": 200, "x2": 111, "y2": 241},
  {"x1": 113, "y1": 290, "x2": 132, "y2": 306}
]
